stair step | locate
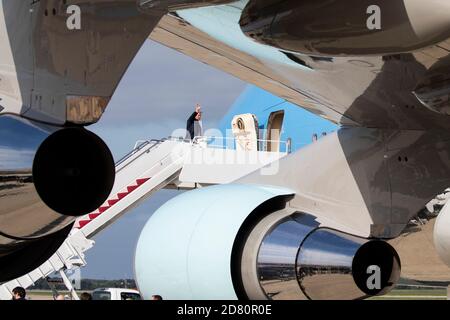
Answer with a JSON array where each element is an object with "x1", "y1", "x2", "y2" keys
[
  {"x1": 109, "y1": 198, "x2": 120, "y2": 206},
  {"x1": 127, "y1": 185, "x2": 139, "y2": 193},
  {"x1": 136, "y1": 177, "x2": 150, "y2": 185},
  {"x1": 117, "y1": 192, "x2": 129, "y2": 199},
  {"x1": 99, "y1": 206, "x2": 110, "y2": 212},
  {"x1": 78, "y1": 220, "x2": 91, "y2": 228},
  {"x1": 89, "y1": 213, "x2": 101, "y2": 219}
]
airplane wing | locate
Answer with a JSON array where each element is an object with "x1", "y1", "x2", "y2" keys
[
  {"x1": 3, "y1": 1, "x2": 448, "y2": 130},
  {"x1": 149, "y1": 3, "x2": 450, "y2": 131},
  {"x1": 0, "y1": 1, "x2": 164, "y2": 125}
]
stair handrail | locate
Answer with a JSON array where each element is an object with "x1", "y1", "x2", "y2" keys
[
  {"x1": 84, "y1": 151, "x2": 187, "y2": 238},
  {"x1": 115, "y1": 147, "x2": 185, "y2": 195},
  {"x1": 115, "y1": 141, "x2": 149, "y2": 166},
  {"x1": 192, "y1": 136, "x2": 290, "y2": 153},
  {"x1": 115, "y1": 139, "x2": 161, "y2": 169}
]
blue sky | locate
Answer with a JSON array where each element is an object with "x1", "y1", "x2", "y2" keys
[
  {"x1": 90, "y1": 40, "x2": 246, "y2": 160},
  {"x1": 84, "y1": 40, "x2": 246, "y2": 279}
]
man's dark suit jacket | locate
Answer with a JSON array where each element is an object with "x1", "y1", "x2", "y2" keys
[{"x1": 186, "y1": 111, "x2": 198, "y2": 140}]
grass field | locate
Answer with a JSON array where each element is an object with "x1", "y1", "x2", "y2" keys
[{"x1": 369, "y1": 289, "x2": 447, "y2": 300}]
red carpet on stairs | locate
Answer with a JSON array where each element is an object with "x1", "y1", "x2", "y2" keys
[{"x1": 76, "y1": 177, "x2": 152, "y2": 229}]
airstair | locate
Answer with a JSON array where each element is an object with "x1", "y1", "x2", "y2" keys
[{"x1": 0, "y1": 136, "x2": 288, "y2": 300}]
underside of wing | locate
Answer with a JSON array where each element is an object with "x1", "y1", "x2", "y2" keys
[{"x1": 149, "y1": 1, "x2": 450, "y2": 130}]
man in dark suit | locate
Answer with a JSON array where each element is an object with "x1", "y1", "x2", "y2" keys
[{"x1": 186, "y1": 104, "x2": 202, "y2": 140}]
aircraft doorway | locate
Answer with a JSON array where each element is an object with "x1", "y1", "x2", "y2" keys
[{"x1": 266, "y1": 111, "x2": 285, "y2": 152}]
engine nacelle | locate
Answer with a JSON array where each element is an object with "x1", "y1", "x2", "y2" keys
[
  {"x1": 0, "y1": 115, "x2": 114, "y2": 281},
  {"x1": 239, "y1": 0, "x2": 450, "y2": 56},
  {"x1": 134, "y1": 184, "x2": 294, "y2": 299},
  {"x1": 134, "y1": 184, "x2": 401, "y2": 300},
  {"x1": 240, "y1": 213, "x2": 401, "y2": 300}
]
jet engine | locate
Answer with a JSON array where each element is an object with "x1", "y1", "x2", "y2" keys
[
  {"x1": 134, "y1": 184, "x2": 400, "y2": 300},
  {"x1": 240, "y1": 212, "x2": 401, "y2": 300},
  {"x1": 239, "y1": 0, "x2": 450, "y2": 56},
  {"x1": 0, "y1": 115, "x2": 115, "y2": 282}
]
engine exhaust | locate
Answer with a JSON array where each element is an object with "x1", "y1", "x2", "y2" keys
[
  {"x1": 33, "y1": 127, "x2": 115, "y2": 216},
  {"x1": 295, "y1": 229, "x2": 401, "y2": 300},
  {"x1": 237, "y1": 212, "x2": 401, "y2": 300}
]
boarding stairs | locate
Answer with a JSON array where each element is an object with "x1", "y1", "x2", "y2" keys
[{"x1": 0, "y1": 137, "x2": 287, "y2": 299}]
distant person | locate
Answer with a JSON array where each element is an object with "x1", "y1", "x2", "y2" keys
[
  {"x1": 151, "y1": 294, "x2": 163, "y2": 300},
  {"x1": 79, "y1": 292, "x2": 92, "y2": 300},
  {"x1": 186, "y1": 104, "x2": 203, "y2": 140},
  {"x1": 312, "y1": 133, "x2": 318, "y2": 142},
  {"x1": 11, "y1": 287, "x2": 26, "y2": 300}
]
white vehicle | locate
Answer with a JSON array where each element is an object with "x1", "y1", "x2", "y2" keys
[{"x1": 91, "y1": 288, "x2": 142, "y2": 301}]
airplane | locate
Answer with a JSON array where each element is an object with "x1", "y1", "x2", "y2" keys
[{"x1": 1, "y1": 0, "x2": 450, "y2": 300}]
